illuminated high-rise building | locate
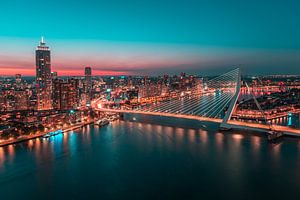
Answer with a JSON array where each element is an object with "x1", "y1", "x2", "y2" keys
[
  {"x1": 15, "y1": 74, "x2": 22, "y2": 84},
  {"x1": 51, "y1": 71, "x2": 58, "y2": 79},
  {"x1": 15, "y1": 74, "x2": 22, "y2": 89},
  {"x1": 35, "y1": 37, "x2": 52, "y2": 110},
  {"x1": 84, "y1": 66, "x2": 92, "y2": 107},
  {"x1": 53, "y1": 78, "x2": 79, "y2": 110}
]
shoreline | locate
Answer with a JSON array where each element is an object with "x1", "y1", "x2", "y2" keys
[{"x1": 0, "y1": 121, "x2": 95, "y2": 148}]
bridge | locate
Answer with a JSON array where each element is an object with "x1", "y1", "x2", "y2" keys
[{"x1": 93, "y1": 68, "x2": 300, "y2": 138}]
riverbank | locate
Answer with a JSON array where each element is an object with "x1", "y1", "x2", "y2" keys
[{"x1": 0, "y1": 120, "x2": 96, "y2": 147}]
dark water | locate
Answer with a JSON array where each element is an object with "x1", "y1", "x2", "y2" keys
[{"x1": 1, "y1": 116, "x2": 300, "y2": 200}]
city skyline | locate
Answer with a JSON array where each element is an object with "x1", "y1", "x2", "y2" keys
[
  {"x1": 2, "y1": 1, "x2": 300, "y2": 200},
  {"x1": 1, "y1": 0, "x2": 300, "y2": 76}
]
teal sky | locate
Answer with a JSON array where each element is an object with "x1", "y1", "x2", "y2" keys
[{"x1": 0, "y1": 0, "x2": 300, "y2": 75}]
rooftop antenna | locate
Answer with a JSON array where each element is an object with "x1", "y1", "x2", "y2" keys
[{"x1": 40, "y1": 36, "x2": 45, "y2": 45}]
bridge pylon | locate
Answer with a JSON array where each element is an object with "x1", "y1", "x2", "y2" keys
[{"x1": 219, "y1": 68, "x2": 241, "y2": 130}]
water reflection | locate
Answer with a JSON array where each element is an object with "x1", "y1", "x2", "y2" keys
[
  {"x1": 7, "y1": 145, "x2": 15, "y2": 164},
  {"x1": 0, "y1": 147, "x2": 5, "y2": 166},
  {"x1": 215, "y1": 132, "x2": 224, "y2": 151},
  {"x1": 68, "y1": 132, "x2": 78, "y2": 156},
  {"x1": 34, "y1": 138, "x2": 41, "y2": 157},
  {"x1": 188, "y1": 129, "x2": 197, "y2": 143},
  {"x1": 272, "y1": 143, "x2": 282, "y2": 157},
  {"x1": 2, "y1": 119, "x2": 300, "y2": 200},
  {"x1": 251, "y1": 136, "x2": 261, "y2": 155},
  {"x1": 199, "y1": 130, "x2": 208, "y2": 145}
]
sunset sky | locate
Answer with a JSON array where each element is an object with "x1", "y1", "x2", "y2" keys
[{"x1": 0, "y1": 0, "x2": 300, "y2": 76}]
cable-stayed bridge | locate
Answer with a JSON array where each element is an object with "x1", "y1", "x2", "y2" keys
[
  {"x1": 137, "y1": 68, "x2": 240, "y2": 120},
  {"x1": 93, "y1": 68, "x2": 300, "y2": 137}
]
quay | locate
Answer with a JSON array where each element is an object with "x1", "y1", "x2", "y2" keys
[{"x1": 0, "y1": 121, "x2": 95, "y2": 147}]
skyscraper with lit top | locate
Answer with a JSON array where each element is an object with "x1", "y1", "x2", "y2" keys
[
  {"x1": 84, "y1": 66, "x2": 92, "y2": 107},
  {"x1": 36, "y1": 37, "x2": 52, "y2": 110}
]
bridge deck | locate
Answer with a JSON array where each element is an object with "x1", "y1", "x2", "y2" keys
[
  {"x1": 94, "y1": 69, "x2": 300, "y2": 138},
  {"x1": 98, "y1": 108, "x2": 300, "y2": 137},
  {"x1": 98, "y1": 108, "x2": 222, "y2": 123}
]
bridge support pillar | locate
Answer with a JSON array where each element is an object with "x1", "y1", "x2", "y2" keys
[{"x1": 220, "y1": 68, "x2": 241, "y2": 130}]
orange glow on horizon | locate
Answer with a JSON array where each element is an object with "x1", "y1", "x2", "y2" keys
[{"x1": 0, "y1": 66, "x2": 129, "y2": 76}]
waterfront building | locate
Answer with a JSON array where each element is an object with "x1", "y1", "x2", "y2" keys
[
  {"x1": 52, "y1": 78, "x2": 63, "y2": 110},
  {"x1": 35, "y1": 37, "x2": 52, "y2": 110},
  {"x1": 84, "y1": 66, "x2": 92, "y2": 107}
]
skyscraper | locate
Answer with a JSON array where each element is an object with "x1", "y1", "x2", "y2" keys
[
  {"x1": 36, "y1": 37, "x2": 52, "y2": 110},
  {"x1": 84, "y1": 66, "x2": 92, "y2": 107},
  {"x1": 15, "y1": 74, "x2": 21, "y2": 84}
]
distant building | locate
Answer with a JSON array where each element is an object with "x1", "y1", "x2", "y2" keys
[
  {"x1": 138, "y1": 83, "x2": 161, "y2": 98},
  {"x1": 194, "y1": 78, "x2": 203, "y2": 94},
  {"x1": 14, "y1": 90, "x2": 29, "y2": 110},
  {"x1": 15, "y1": 74, "x2": 22, "y2": 84},
  {"x1": 36, "y1": 37, "x2": 52, "y2": 110},
  {"x1": 51, "y1": 71, "x2": 58, "y2": 79},
  {"x1": 126, "y1": 89, "x2": 139, "y2": 101}
]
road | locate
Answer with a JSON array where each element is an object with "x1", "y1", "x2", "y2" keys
[{"x1": 97, "y1": 108, "x2": 300, "y2": 137}]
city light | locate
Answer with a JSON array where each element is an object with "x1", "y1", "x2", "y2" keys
[{"x1": 0, "y1": 1, "x2": 300, "y2": 199}]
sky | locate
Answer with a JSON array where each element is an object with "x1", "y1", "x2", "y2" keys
[{"x1": 0, "y1": 0, "x2": 300, "y2": 76}]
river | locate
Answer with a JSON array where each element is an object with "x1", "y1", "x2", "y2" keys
[{"x1": 1, "y1": 115, "x2": 300, "y2": 200}]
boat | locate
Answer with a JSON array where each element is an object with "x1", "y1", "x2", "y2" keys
[
  {"x1": 43, "y1": 130, "x2": 63, "y2": 138},
  {"x1": 219, "y1": 125, "x2": 231, "y2": 131},
  {"x1": 97, "y1": 119, "x2": 110, "y2": 127},
  {"x1": 267, "y1": 130, "x2": 283, "y2": 141}
]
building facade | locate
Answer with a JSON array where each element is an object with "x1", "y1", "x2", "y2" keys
[
  {"x1": 53, "y1": 78, "x2": 79, "y2": 110},
  {"x1": 84, "y1": 67, "x2": 92, "y2": 107},
  {"x1": 36, "y1": 37, "x2": 52, "y2": 110}
]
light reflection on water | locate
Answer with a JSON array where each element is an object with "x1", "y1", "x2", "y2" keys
[
  {"x1": 215, "y1": 132, "x2": 224, "y2": 152},
  {"x1": 251, "y1": 136, "x2": 261, "y2": 155},
  {"x1": 1, "y1": 118, "x2": 300, "y2": 199},
  {"x1": 0, "y1": 147, "x2": 5, "y2": 166}
]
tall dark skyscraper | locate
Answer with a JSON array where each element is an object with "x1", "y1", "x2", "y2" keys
[
  {"x1": 36, "y1": 37, "x2": 52, "y2": 110},
  {"x1": 84, "y1": 66, "x2": 92, "y2": 107}
]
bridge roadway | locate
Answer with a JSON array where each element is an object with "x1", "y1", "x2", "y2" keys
[{"x1": 97, "y1": 108, "x2": 300, "y2": 137}]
